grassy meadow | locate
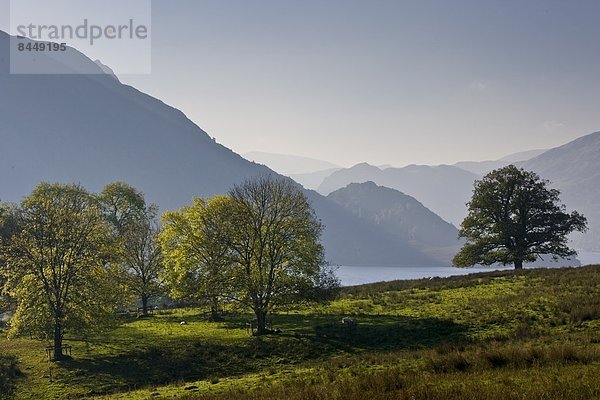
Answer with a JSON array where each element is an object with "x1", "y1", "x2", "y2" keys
[{"x1": 2, "y1": 265, "x2": 600, "y2": 400}]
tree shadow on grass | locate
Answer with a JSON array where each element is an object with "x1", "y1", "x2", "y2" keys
[
  {"x1": 58, "y1": 314, "x2": 466, "y2": 395},
  {"x1": 307, "y1": 314, "x2": 465, "y2": 351}
]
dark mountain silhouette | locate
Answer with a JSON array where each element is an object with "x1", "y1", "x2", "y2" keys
[
  {"x1": 328, "y1": 182, "x2": 462, "y2": 264},
  {"x1": 318, "y1": 163, "x2": 479, "y2": 226},
  {"x1": 1, "y1": 31, "x2": 261, "y2": 205},
  {"x1": 0, "y1": 31, "x2": 439, "y2": 267}
]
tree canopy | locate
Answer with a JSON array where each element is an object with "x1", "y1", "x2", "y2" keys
[
  {"x1": 161, "y1": 176, "x2": 338, "y2": 333},
  {"x1": 0, "y1": 203, "x2": 19, "y2": 314},
  {"x1": 98, "y1": 182, "x2": 148, "y2": 235},
  {"x1": 160, "y1": 196, "x2": 234, "y2": 321},
  {"x1": 99, "y1": 182, "x2": 164, "y2": 316},
  {"x1": 226, "y1": 176, "x2": 335, "y2": 334},
  {"x1": 0, "y1": 183, "x2": 120, "y2": 360},
  {"x1": 453, "y1": 165, "x2": 587, "y2": 269}
]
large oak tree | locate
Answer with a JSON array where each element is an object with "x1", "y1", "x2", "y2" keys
[{"x1": 453, "y1": 165, "x2": 587, "y2": 270}]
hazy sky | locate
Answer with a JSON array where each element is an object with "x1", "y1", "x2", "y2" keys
[{"x1": 2, "y1": 0, "x2": 600, "y2": 167}]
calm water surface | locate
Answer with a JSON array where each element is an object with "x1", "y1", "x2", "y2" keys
[{"x1": 336, "y1": 252, "x2": 600, "y2": 286}]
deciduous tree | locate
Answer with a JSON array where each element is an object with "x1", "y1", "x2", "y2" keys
[
  {"x1": 0, "y1": 203, "x2": 19, "y2": 315},
  {"x1": 453, "y1": 165, "x2": 587, "y2": 270},
  {"x1": 161, "y1": 196, "x2": 234, "y2": 321},
  {"x1": 1, "y1": 183, "x2": 118, "y2": 360},
  {"x1": 226, "y1": 176, "x2": 337, "y2": 334},
  {"x1": 121, "y1": 213, "x2": 163, "y2": 316},
  {"x1": 99, "y1": 182, "x2": 163, "y2": 316}
]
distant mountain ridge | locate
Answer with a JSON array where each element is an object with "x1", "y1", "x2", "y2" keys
[
  {"x1": 289, "y1": 168, "x2": 342, "y2": 190},
  {"x1": 318, "y1": 163, "x2": 479, "y2": 226},
  {"x1": 242, "y1": 151, "x2": 341, "y2": 175},
  {"x1": 0, "y1": 30, "x2": 442, "y2": 267},
  {"x1": 454, "y1": 149, "x2": 547, "y2": 175},
  {"x1": 2, "y1": 29, "x2": 597, "y2": 260},
  {"x1": 263, "y1": 148, "x2": 548, "y2": 192},
  {"x1": 309, "y1": 136, "x2": 600, "y2": 253}
]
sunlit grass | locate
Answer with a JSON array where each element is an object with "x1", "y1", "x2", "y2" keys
[{"x1": 1, "y1": 265, "x2": 600, "y2": 399}]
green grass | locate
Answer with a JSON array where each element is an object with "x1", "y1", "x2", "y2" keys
[
  {"x1": 1, "y1": 265, "x2": 600, "y2": 399},
  {"x1": 0, "y1": 353, "x2": 21, "y2": 400}
]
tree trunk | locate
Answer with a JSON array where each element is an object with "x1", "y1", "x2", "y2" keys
[
  {"x1": 514, "y1": 259, "x2": 523, "y2": 270},
  {"x1": 53, "y1": 316, "x2": 63, "y2": 361},
  {"x1": 209, "y1": 297, "x2": 221, "y2": 322},
  {"x1": 141, "y1": 293, "x2": 149, "y2": 316},
  {"x1": 255, "y1": 309, "x2": 268, "y2": 335}
]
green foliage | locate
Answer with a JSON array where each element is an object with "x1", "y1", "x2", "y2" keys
[
  {"x1": 121, "y1": 215, "x2": 163, "y2": 313},
  {"x1": 161, "y1": 176, "x2": 338, "y2": 331},
  {"x1": 226, "y1": 176, "x2": 338, "y2": 333},
  {"x1": 98, "y1": 182, "x2": 148, "y2": 235},
  {"x1": 161, "y1": 196, "x2": 234, "y2": 320},
  {"x1": 0, "y1": 203, "x2": 19, "y2": 314},
  {"x1": 0, "y1": 204, "x2": 19, "y2": 246},
  {"x1": 99, "y1": 182, "x2": 164, "y2": 315},
  {"x1": 454, "y1": 165, "x2": 587, "y2": 269},
  {"x1": 0, "y1": 183, "x2": 121, "y2": 359}
]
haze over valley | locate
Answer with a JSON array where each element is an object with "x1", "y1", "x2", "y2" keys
[
  {"x1": 2, "y1": 2, "x2": 600, "y2": 399},
  {"x1": 2, "y1": 28, "x2": 599, "y2": 267}
]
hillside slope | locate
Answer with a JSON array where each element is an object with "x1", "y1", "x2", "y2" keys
[
  {"x1": 328, "y1": 182, "x2": 462, "y2": 264},
  {"x1": 522, "y1": 131, "x2": 600, "y2": 251}
]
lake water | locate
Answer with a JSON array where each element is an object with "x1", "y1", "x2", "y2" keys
[{"x1": 335, "y1": 252, "x2": 600, "y2": 286}]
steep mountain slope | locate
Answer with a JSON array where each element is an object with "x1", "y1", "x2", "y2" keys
[
  {"x1": 318, "y1": 163, "x2": 479, "y2": 226},
  {"x1": 328, "y1": 182, "x2": 462, "y2": 264},
  {"x1": 522, "y1": 131, "x2": 600, "y2": 251},
  {"x1": 0, "y1": 32, "x2": 261, "y2": 207},
  {"x1": 0, "y1": 31, "x2": 438, "y2": 267}
]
